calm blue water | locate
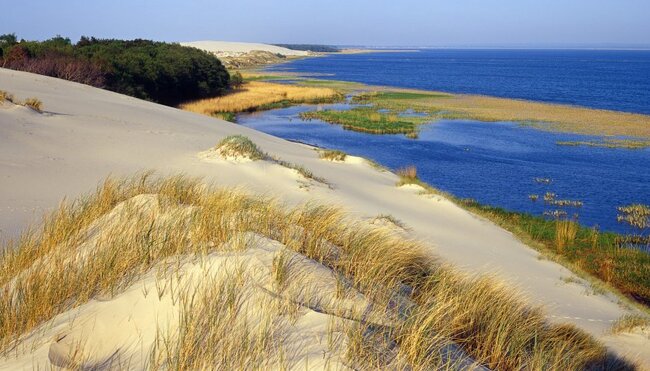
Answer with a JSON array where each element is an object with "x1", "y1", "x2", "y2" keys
[
  {"x1": 239, "y1": 105, "x2": 650, "y2": 235},
  {"x1": 267, "y1": 49, "x2": 650, "y2": 114}
]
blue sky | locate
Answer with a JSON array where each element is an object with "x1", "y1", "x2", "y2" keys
[{"x1": 2, "y1": 0, "x2": 649, "y2": 47}]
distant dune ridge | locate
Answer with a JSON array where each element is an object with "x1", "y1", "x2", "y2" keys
[{"x1": 180, "y1": 40, "x2": 309, "y2": 57}]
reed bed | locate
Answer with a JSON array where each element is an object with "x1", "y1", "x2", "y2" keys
[
  {"x1": 0, "y1": 174, "x2": 628, "y2": 369},
  {"x1": 179, "y1": 81, "x2": 342, "y2": 116},
  {"x1": 353, "y1": 91, "x2": 650, "y2": 139}
]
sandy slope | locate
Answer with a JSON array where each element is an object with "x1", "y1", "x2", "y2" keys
[
  {"x1": 180, "y1": 40, "x2": 309, "y2": 57},
  {"x1": 0, "y1": 68, "x2": 649, "y2": 367}
]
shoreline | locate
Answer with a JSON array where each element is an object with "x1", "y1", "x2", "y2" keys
[{"x1": 251, "y1": 55, "x2": 650, "y2": 141}]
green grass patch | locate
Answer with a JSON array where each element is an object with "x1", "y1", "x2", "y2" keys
[{"x1": 300, "y1": 107, "x2": 431, "y2": 136}]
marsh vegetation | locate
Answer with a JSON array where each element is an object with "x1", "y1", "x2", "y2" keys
[
  {"x1": 180, "y1": 81, "x2": 343, "y2": 118},
  {"x1": 300, "y1": 106, "x2": 431, "y2": 136},
  {"x1": 392, "y1": 166, "x2": 650, "y2": 307}
]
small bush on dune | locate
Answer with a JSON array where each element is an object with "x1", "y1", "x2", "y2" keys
[
  {"x1": 216, "y1": 135, "x2": 266, "y2": 160},
  {"x1": 21, "y1": 97, "x2": 43, "y2": 112}
]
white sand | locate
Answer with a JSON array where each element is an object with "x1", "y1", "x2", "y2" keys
[
  {"x1": 1, "y1": 68, "x2": 649, "y2": 368},
  {"x1": 180, "y1": 40, "x2": 309, "y2": 57}
]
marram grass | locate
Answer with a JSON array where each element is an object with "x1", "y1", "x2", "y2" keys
[{"x1": 0, "y1": 174, "x2": 633, "y2": 369}]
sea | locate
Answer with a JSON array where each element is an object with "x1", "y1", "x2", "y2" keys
[
  {"x1": 267, "y1": 49, "x2": 650, "y2": 114},
  {"x1": 238, "y1": 49, "x2": 650, "y2": 235}
]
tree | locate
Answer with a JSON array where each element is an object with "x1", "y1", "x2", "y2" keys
[{"x1": 230, "y1": 72, "x2": 244, "y2": 88}]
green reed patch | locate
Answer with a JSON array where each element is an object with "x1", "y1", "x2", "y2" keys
[{"x1": 300, "y1": 107, "x2": 431, "y2": 136}]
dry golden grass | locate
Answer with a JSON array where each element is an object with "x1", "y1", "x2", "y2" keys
[
  {"x1": 610, "y1": 314, "x2": 650, "y2": 334},
  {"x1": 319, "y1": 149, "x2": 347, "y2": 162},
  {"x1": 0, "y1": 174, "x2": 634, "y2": 369},
  {"x1": 21, "y1": 97, "x2": 43, "y2": 112},
  {"x1": 443, "y1": 95, "x2": 650, "y2": 138},
  {"x1": 0, "y1": 90, "x2": 14, "y2": 104},
  {"x1": 180, "y1": 81, "x2": 342, "y2": 116}
]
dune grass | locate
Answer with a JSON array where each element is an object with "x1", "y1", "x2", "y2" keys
[
  {"x1": 610, "y1": 314, "x2": 650, "y2": 334},
  {"x1": 0, "y1": 90, "x2": 14, "y2": 104},
  {"x1": 212, "y1": 136, "x2": 328, "y2": 185},
  {"x1": 396, "y1": 166, "x2": 650, "y2": 308},
  {"x1": 215, "y1": 135, "x2": 267, "y2": 160},
  {"x1": 319, "y1": 149, "x2": 347, "y2": 162},
  {"x1": 0, "y1": 91, "x2": 42, "y2": 113},
  {"x1": 21, "y1": 98, "x2": 43, "y2": 112},
  {"x1": 270, "y1": 156, "x2": 330, "y2": 186},
  {"x1": 300, "y1": 107, "x2": 431, "y2": 136},
  {"x1": 0, "y1": 174, "x2": 630, "y2": 369},
  {"x1": 179, "y1": 81, "x2": 343, "y2": 117}
]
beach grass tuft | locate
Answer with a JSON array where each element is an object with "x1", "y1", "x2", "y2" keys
[
  {"x1": 319, "y1": 149, "x2": 347, "y2": 162},
  {"x1": 610, "y1": 314, "x2": 650, "y2": 334},
  {"x1": 0, "y1": 90, "x2": 15, "y2": 104},
  {"x1": 21, "y1": 97, "x2": 43, "y2": 112},
  {"x1": 216, "y1": 135, "x2": 266, "y2": 160},
  {"x1": 396, "y1": 166, "x2": 418, "y2": 184}
]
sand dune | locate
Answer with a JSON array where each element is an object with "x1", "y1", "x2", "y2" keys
[
  {"x1": 1, "y1": 68, "x2": 649, "y2": 368},
  {"x1": 180, "y1": 40, "x2": 309, "y2": 57}
]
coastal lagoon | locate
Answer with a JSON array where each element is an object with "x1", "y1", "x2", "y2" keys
[
  {"x1": 267, "y1": 49, "x2": 650, "y2": 114},
  {"x1": 239, "y1": 104, "x2": 650, "y2": 234}
]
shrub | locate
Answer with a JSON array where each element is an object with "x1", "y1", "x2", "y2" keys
[{"x1": 230, "y1": 72, "x2": 244, "y2": 88}]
